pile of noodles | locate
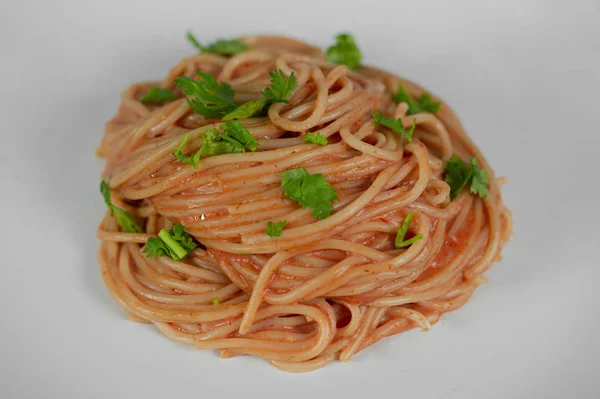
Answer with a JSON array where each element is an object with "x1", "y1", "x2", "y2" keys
[{"x1": 97, "y1": 35, "x2": 512, "y2": 372}]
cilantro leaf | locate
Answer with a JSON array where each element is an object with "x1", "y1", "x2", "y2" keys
[
  {"x1": 169, "y1": 223, "x2": 197, "y2": 253},
  {"x1": 395, "y1": 212, "x2": 423, "y2": 248},
  {"x1": 281, "y1": 167, "x2": 310, "y2": 187},
  {"x1": 187, "y1": 32, "x2": 248, "y2": 56},
  {"x1": 326, "y1": 33, "x2": 362, "y2": 70},
  {"x1": 221, "y1": 121, "x2": 258, "y2": 152},
  {"x1": 143, "y1": 223, "x2": 197, "y2": 261},
  {"x1": 372, "y1": 110, "x2": 417, "y2": 143},
  {"x1": 172, "y1": 123, "x2": 256, "y2": 167},
  {"x1": 199, "y1": 128, "x2": 244, "y2": 157},
  {"x1": 444, "y1": 156, "x2": 489, "y2": 199},
  {"x1": 391, "y1": 84, "x2": 418, "y2": 114},
  {"x1": 174, "y1": 72, "x2": 237, "y2": 118},
  {"x1": 303, "y1": 132, "x2": 327, "y2": 146},
  {"x1": 262, "y1": 70, "x2": 297, "y2": 102},
  {"x1": 222, "y1": 70, "x2": 296, "y2": 121},
  {"x1": 204, "y1": 39, "x2": 248, "y2": 56},
  {"x1": 100, "y1": 180, "x2": 114, "y2": 212},
  {"x1": 212, "y1": 297, "x2": 220, "y2": 305},
  {"x1": 140, "y1": 87, "x2": 177, "y2": 103},
  {"x1": 186, "y1": 32, "x2": 204, "y2": 52},
  {"x1": 469, "y1": 158, "x2": 489, "y2": 198},
  {"x1": 113, "y1": 208, "x2": 144, "y2": 234},
  {"x1": 221, "y1": 98, "x2": 269, "y2": 121},
  {"x1": 265, "y1": 220, "x2": 287, "y2": 238},
  {"x1": 100, "y1": 180, "x2": 143, "y2": 233},
  {"x1": 173, "y1": 134, "x2": 202, "y2": 168},
  {"x1": 444, "y1": 156, "x2": 473, "y2": 200},
  {"x1": 144, "y1": 237, "x2": 170, "y2": 258},
  {"x1": 281, "y1": 168, "x2": 338, "y2": 220},
  {"x1": 415, "y1": 92, "x2": 441, "y2": 114},
  {"x1": 392, "y1": 83, "x2": 441, "y2": 115}
]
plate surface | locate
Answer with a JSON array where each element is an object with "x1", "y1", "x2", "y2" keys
[{"x1": 1, "y1": 1, "x2": 599, "y2": 398}]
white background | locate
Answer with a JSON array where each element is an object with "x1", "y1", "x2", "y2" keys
[{"x1": 1, "y1": 0, "x2": 599, "y2": 398}]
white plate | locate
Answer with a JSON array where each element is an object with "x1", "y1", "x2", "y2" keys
[{"x1": 2, "y1": 1, "x2": 599, "y2": 398}]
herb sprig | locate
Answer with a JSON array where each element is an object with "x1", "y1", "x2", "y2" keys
[
  {"x1": 143, "y1": 224, "x2": 197, "y2": 261},
  {"x1": 372, "y1": 110, "x2": 417, "y2": 143},
  {"x1": 222, "y1": 70, "x2": 297, "y2": 121},
  {"x1": 266, "y1": 220, "x2": 287, "y2": 238},
  {"x1": 392, "y1": 83, "x2": 441, "y2": 115},
  {"x1": 187, "y1": 32, "x2": 248, "y2": 56},
  {"x1": 395, "y1": 211, "x2": 423, "y2": 248},
  {"x1": 326, "y1": 33, "x2": 362, "y2": 70},
  {"x1": 303, "y1": 132, "x2": 328, "y2": 146},
  {"x1": 140, "y1": 87, "x2": 177, "y2": 103},
  {"x1": 444, "y1": 156, "x2": 490, "y2": 199},
  {"x1": 100, "y1": 181, "x2": 143, "y2": 233},
  {"x1": 281, "y1": 168, "x2": 338, "y2": 220},
  {"x1": 175, "y1": 72, "x2": 238, "y2": 118},
  {"x1": 172, "y1": 121, "x2": 258, "y2": 168}
]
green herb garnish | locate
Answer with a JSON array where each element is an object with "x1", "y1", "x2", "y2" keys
[
  {"x1": 261, "y1": 69, "x2": 297, "y2": 102},
  {"x1": 372, "y1": 110, "x2": 417, "y2": 143},
  {"x1": 444, "y1": 156, "x2": 490, "y2": 199},
  {"x1": 143, "y1": 224, "x2": 197, "y2": 261},
  {"x1": 186, "y1": 32, "x2": 248, "y2": 56},
  {"x1": 222, "y1": 69, "x2": 297, "y2": 121},
  {"x1": 468, "y1": 158, "x2": 490, "y2": 198},
  {"x1": 303, "y1": 132, "x2": 328, "y2": 146},
  {"x1": 100, "y1": 180, "x2": 144, "y2": 233},
  {"x1": 395, "y1": 211, "x2": 423, "y2": 248},
  {"x1": 186, "y1": 32, "x2": 204, "y2": 52},
  {"x1": 265, "y1": 220, "x2": 287, "y2": 238},
  {"x1": 100, "y1": 180, "x2": 143, "y2": 233},
  {"x1": 174, "y1": 72, "x2": 237, "y2": 118},
  {"x1": 140, "y1": 87, "x2": 177, "y2": 103},
  {"x1": 220, "y1": 120, "x2": 258, "y2": 151},
  {"x1": 281, "y1": 168, "x2": 338, "y2": 220},
  {"x1": 221, "y1": 98, "x2": 269, "y2": 121},
  {"x1": 392, "y1": 83, "x2": 441, "y2": 115},
  {"x1": 172, "y1": 121, "x2": 257, "y2": 167},
  {"x1": 326, "y1": 33, "x2": 362, "y2": 70},
  {"x1": 199, "y1": 128, "x2": 244, "y2": 157},
  {"x1": 172, "y1": 134, "x2": 202, "y2": 168}
]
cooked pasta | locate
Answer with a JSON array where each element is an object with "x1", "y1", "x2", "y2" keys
[{"x1": 97, "y1": 34, "x2": 512, "y2": 372}]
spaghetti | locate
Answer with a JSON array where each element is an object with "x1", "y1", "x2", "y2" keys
[{"x1": 97, "y1": 35, "x2": 512, "y2": 372}]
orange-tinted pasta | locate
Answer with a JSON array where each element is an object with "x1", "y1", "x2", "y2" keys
[{"x1": 97, "y1": 35, "x2": 512, "y2": 372}]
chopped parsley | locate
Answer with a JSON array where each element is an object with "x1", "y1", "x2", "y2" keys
[
  {"x1": 186, "y1": 32, "x2": 248, "y2": 56},
  {"x1": 303, "y1": 132, "x2": 328, "y2": 146},
  {"x1": 468, "y1": 158, "x2": 490, "y2": 198},
  {"x1": 143, "y1": 224, "x2": 197, "y2": 261},
  {"x1": 220, "y1": 120, "x2": 258, "y2": 151},
  {"x1": 100, "y1": 180, "x2": 143, "y2": 233},
  {"x1": 174, "y1": 72, "x2": 237, "y2": 118},
  {"x1": 172, "y1": 121, "x2": 257, "y2": 168},
  {"x1": 172, "y1": 134, "x2": 201, "y2": 168},
  {"x1": 444, "y1": 156, "x2": 490, "y2": 199},
  {"x1": 265, "y1": 220, "x2": 287, "y2": 238},
  {"x1": 140, "y1": 87, "x2": 177, "y2": 103},
  {"x1": 372, "y1": 110, "x2": 417, "y2": 143},
  {"x1": 392, "y1": 83, "x2": 441, "y2": 115},
  {"x1": 222, "y1": 69, "x2": 297, "y2": 121},
  {"x1": 199, "y1": 128, "x2": 244, "y2": 157},
  {"x1": 221, "y1": 98, "x2": 269, "y2": 121},
  {"x1": 326, "y1": 33, "x2": 362, "y2": 70},
  {"x1": 281, "y1": 168, "x2": 338, "y2": 220},
  {"x1": 395, "y1": 212, "x2": 423, "y2": 248}
]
